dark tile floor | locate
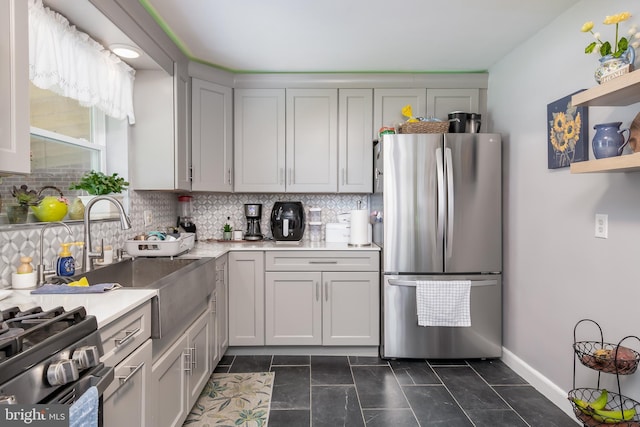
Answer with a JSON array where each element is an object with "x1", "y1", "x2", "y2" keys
[{"x1": 214, "y1": 355, "x2": 579, "y2": 427}]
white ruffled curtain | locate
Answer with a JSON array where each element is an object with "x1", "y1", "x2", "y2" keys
[{"x1": 28, "y1": 0, "x2": 136, "y2": 124}]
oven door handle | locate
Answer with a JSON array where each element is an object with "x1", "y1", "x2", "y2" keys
[
  {"x1": 91, "y1": 365, "x2": 115, "y2": 397},
  {"x1": 45, "y1": 363, "x2": 114, "y2": 405}
]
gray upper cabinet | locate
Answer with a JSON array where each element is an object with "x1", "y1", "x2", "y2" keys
[
  {"x1": 426, "y1": 88, "x2": 480, "y2": 121},
  {"x1": 234, "y1": 89, "x2": 286, "y2": 192},
  {"x1": 373, "y1": 88, "x2": 427, "y2": 136},
  {"x1": 234, "y1": 88, "x2": 342, "y2": 193},
  {"x1": 130, "y1": 62, "x2": 191, "y2": 191},
  {"x1": 0, "y1": 0, "x2": 29, "y2": 176},
  {"x1": 174, "y1": 61, "x2": 191, "y2": 191},
  {"x1": 286, "y1": 89, "x2": 338, "y2": 193},
  {"x1": 338, "y1": 89, "x2": 373, "y2": 193},
  {"x1": 191, "y1": 79, "x2": 233, "y2": 192}
]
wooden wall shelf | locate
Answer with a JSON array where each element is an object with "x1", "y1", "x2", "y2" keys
[
  {"x1": 572, "y1": 69, "x2": 640, "y2": 107},
  {"x1": 570, "y1": 152, "x2": 640, "y2": 173}
]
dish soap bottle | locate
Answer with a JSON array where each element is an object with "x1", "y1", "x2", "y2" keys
[{"x1": 56, "y1": 242, "x2": 77, "y2": 276}]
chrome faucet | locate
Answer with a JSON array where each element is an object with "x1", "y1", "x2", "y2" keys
[
  {"x1": 37, "y1": 221, "x2": 73, "y2": 286},
  {"x1": 82, "y1": 195, "x2": 132, "y2": 272}
]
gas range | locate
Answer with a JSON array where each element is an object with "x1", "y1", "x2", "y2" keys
[{"x1": 0, "y1": 305, "x2": 112, "y2": 405}]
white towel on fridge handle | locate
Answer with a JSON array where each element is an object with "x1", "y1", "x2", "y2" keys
[{"x1": 416, "y1": 280, "x2": 471, "y2": 327}]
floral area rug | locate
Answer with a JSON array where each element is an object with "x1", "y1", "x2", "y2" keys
[{"x1": 184, "y1": 372, "x2": 274, "y2": 427}]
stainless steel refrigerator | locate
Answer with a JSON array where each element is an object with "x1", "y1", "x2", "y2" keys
[{"x1": 372, "y1": 133, "x2": 502, "y2": 359}]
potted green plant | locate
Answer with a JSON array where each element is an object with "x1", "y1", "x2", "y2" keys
[
  {"x1": 69, "y1": 170, "x2": 129, "y2": 195},
  {"x1": 69, "y1": 170, "x2": 129, "y2": 219},
  {"x1": 223, "y1": 217, "x2": 233, "y2": 240},
  {"x1": 8, "y1": 185, "x2": 43, "y2": 223}
]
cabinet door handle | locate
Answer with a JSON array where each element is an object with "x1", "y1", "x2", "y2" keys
[
  {"x1": 342, "y1": 168, "x2": 345, "y2": 186},
  {"x1": 324, "y1": 282, "x2": 329, "y2": 301},
  {"x1": 227, "y1": 168, "x2": 232, "y2": 185},
  {"x1": 288, "y1": 168, "x2": 293, "y2": 186},
  {"x1": 114, "y1": 327, "x2": 140, "y2": 347},
  {"x1": 115, "y1": 362, "x2": 145, "y2": 386},
  {"x1": 316, "y1": 282, "x2": 320, "y2": 301},
  {"x1": 183, "y1": 349, "x2": 192, "y2": 374},
  {"x1": 191, "y1": 345, "x2": 197, "y2": 370},
  {"x1": 309, "y1": 261, "x2": 338, "y2": 264},
  {"x1": 279, "y1": 168, "x2": 284, "y2": 185}
]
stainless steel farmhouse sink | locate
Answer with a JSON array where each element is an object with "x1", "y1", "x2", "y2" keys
[
  {"x1": 66, "y1": 257, "x2": 216, "y2": 353},
  {"x1": 77, "y1": 257, "x2": 200, "y2": 288}
]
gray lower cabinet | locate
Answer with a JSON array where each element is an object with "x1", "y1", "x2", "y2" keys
[
  {"x1": 216, "y1": 254, "x2": 229, "y2": 357},
  {"x1": 210, "y1": 253, "x2": 229, "y2": 369},
  {"x1": 151, "y1": 310, "x2": 210, "y2": 427},
  {"x1": 228, "y1": 251, "x2": 265, "y2": 346},
  {"x1": 229, "y1": 250, "x2": 380, "y2": 348},
  {"x1": 322, "y1": 271, "x2": 379, "y2": 345},
  {"x1": 103, "y1": 339, "x2": 152, "y2": 427},
  {"x1": 101, "y1": 301, "x2": 152, "y2": 427},
  {"x1": 265, "y1": 265, "x2": 379, "y2": 346}
]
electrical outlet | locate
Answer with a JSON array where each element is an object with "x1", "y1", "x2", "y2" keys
[
  {"x1": 595, "y1": 214, "x2": 608, "y2": 239},
  {"x1": 144, "y1": 210, "x2": 153, "y2": 227}
]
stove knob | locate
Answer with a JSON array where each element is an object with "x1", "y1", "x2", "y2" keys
[
  {"x1": 47, "y1": 360, "x2": 79, "y2": 386},
  {"x1": 72, "y1": 345, "x2": 100, "y2": 369},
  {"x1": 0, "y1": 395, "x2": 17, "y2": 404}
]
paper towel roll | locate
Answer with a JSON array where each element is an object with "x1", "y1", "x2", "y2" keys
[{"x1": 349, "y1": 210, "x2": 370, "y2": 246}]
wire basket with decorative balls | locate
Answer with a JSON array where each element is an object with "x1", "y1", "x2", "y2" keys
[{"x1": 399, "y1": 121, "x2": 449, "y2": 134}]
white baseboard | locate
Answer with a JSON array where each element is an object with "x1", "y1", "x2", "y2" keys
[{"x1": 501, "y1": 347, "x2": 579, "y2": 424}]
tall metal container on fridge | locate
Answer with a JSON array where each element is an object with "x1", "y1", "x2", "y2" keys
[{"x1": 372, "y1": 133, "x2": 502, "y2": 359}]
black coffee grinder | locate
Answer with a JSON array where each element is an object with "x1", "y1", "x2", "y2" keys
[
  {"x1": 177, "y1": 195, "x2": 197, "y2": 235},
  {"x1": 244, "y1": 203, "x2": 263, "y2": 241}
]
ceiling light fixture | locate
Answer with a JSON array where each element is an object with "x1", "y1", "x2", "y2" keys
[{"x1": 109, "y1": 44, "x2": 141, "y2": 59}]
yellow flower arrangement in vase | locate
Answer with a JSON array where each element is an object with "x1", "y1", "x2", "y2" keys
[{"x1": 581, "y1": 12, "x2": 639, "y2": 83}]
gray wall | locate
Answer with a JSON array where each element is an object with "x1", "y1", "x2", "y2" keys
[{"x1": 489, "y1": 0, "x2": 640, "y2": 406}]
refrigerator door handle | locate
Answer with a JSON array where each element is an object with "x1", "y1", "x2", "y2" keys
[
  {"x1": 435, "y1": 147, "x2": 445, "y2": 248},
  {"x1": 388, "y1": 279, "x2": 498, "y2": 288},
  {"x1": 445, "y1": 147, "x2": 454, "y2": 259}
]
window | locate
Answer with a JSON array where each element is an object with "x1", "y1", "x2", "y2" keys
[
  {"x1": 0, "y1": 85, "x2": 110, "y2": 218},
  {"x1": 29, "y1": 82, "x2": 105, "y2": 172}
]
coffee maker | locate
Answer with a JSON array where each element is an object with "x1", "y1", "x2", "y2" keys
[
  {"x1": 244, "y1": 203, "x2": 263, "y2": 241},
  {"x1": 271, "y1": 201, "x2": 305, "y2": 241},
  {"x1": 177, "y1": 195, "x2": 196, "y2": 235}
]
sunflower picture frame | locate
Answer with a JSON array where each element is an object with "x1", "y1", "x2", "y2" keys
[{"x1": 547, "y1": 90, "x2": 589, "y2": 169}]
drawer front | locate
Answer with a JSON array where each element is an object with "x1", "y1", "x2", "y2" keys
[
  {"x1": 103, "y1": 339, "x2": 152, "y2": 427},
  {"x1": 265, "y1": 251, "x2": 379, "y2": 272},
  {"x1": 101, "y1": 301, "x2": 152, "y2": 367}
]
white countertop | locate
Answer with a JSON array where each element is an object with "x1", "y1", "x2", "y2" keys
[
  {"x1": 0, "y1": 288, "x2": 156, "y2": 328},
  {"x1": 182, "y1": 240, "x2": 380, "y2": 258}
]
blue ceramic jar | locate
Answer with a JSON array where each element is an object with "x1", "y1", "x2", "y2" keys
[{"x1": 592, "y1": 122, "x2": 630, "y2": 159}]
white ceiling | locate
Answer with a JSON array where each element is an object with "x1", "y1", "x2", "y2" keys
[{"x1": 143, "y1": 0, "x2": 581, "y2": 73}]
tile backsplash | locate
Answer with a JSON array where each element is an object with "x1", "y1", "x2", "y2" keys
[
  {"x1": 187, "y1": 193, "x2": 368, "y2": 241},
  {"x1": 0, "y1": 190, "x2": 367, "y2": 287}
]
